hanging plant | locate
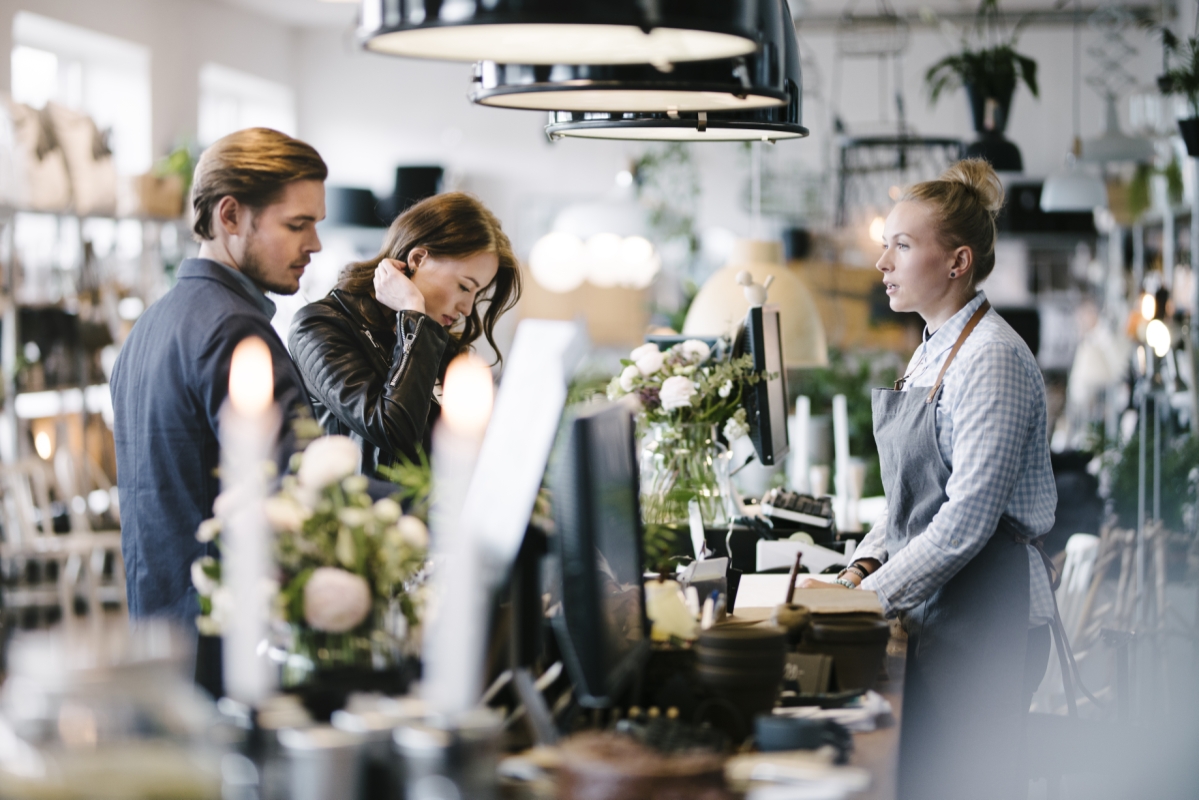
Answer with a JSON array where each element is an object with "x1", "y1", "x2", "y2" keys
[{"x1": 924, "y1": 0, "x2": 1039, "y2": 135}]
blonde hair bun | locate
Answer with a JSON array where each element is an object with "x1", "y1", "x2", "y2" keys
[{"x1": 938, "y1": 158, "x2": 1005, "y2": 215}]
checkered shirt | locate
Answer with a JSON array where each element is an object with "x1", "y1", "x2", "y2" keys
[{"x1": 857, "y1": 291, "x2": 1057, "y2": 627}]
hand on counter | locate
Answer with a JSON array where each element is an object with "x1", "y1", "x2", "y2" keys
[
  {"x1": 375, "y1": 258, "x2": 426, "y2": 315},
  {"x1": 797, "y1": 576, "x2": 854, "y2": 590}
]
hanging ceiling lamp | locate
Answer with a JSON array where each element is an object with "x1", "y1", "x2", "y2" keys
[
  {"x1": 1041, "y1": 0, "x2": 1107, "y2": 212},
  {"x1": 469, "y1": 0, "x2": 790, "y2": 113},
  {"x1": 360, "y1": 0, "x2": 759, "y2": 66},
  {"x1": 543, "y1": 3, "x2": 807, "y2": 143},
  {"x1": 1081, "y1": 94, "x2": 1155, "y2": 164}
]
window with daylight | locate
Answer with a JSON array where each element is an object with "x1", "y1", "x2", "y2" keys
[
  {"x1": 11, "y1": 11, "x2": 152, "y2": 175},
  {"x1": 198, "y1": 63, "x2": 296, "y2": 146}
]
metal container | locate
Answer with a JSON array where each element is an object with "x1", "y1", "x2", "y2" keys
[
  {"x1": 278, "y1": 725, "x2": 365, "y2": 800},
  {"x1": 393, "y1": 709, "x2": 502, "y2": 800}
]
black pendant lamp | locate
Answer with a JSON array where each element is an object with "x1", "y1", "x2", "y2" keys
[
  {"x1": 469, "y1": 0, "x2": 791, "y2": 113},
  {"x1": 543, "y1": 2, "x2": 807, "y2": 142},
  {"x1": 360, "y1": 0, "x2": 759, "y2": 66}
]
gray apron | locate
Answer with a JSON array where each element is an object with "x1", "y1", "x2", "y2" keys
[{"x1": 872, "y1": 301, "x2": 1030, "y2": 800}]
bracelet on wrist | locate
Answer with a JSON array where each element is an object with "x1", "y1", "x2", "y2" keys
[
  {"x1": 834, "y1": 577, "x2": 858, "y2": 590},
  {"x1": 843, "y1": 564, "x2": 868, "y2": 581}
]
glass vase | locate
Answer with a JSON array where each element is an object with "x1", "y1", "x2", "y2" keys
[{"x1": 639, "y1": 422, "x2": 734, "y2": 528}]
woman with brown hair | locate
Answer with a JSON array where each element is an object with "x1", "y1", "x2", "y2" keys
[
  {"x1": 801, "y1": 160, "x2": 1057, "y2": 800},
  {"x1": 289, "y1": 192, "x2": 521, "y2": 472}
]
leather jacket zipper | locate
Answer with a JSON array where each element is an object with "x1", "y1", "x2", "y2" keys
[
  {"x1": 362, "y1": 329, "x2": 390, "y2": 364},
  {"x1": 391, "y1": 316, "x2": 423, "y2": 388}
]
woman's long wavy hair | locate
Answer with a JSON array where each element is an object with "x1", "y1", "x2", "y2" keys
[{"x1": 338, "y1": 192, "x2": 522, "y2": 361}]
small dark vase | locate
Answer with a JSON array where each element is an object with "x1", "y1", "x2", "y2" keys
[
  {"x1": 963, "y1": 82, "x2": 1024, "y2": 171},
  {"x1": 964, "y1": 82, "x2": 1015, "y2": 135},
  {"x1": 1178, "y1": 117, "x2": 1199, "y2": 157}
]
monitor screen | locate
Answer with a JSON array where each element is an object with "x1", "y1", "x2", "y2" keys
[
  {"x1": 550, "y1": 402, "x2": 648, "y2": 707},
  {"x1": 739, "y1": 305, "x2": 790, "y2": 466}
]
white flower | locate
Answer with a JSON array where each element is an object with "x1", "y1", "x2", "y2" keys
[
  {"x1": 212, "y1": 492, "x2": 233, "y2": 519},
  {"x1": 297, "y1": 436, "x2": 361, "y2": 489},
  {"x1": 373, "y1": 498, "x2": 402, "y2": 524},
  {"x1": 680, "y1": 339, "x2": 711, "y2": 363},
  {"x1": 630, "y1": 343, "x2": 665, "y2": 377},
  {"x1": 659, "y1": 375, "x2": 697, "y2": 411},
  {"x1": 337, "y1": 507, "x2": 372, "y2": 529},
  {"x1": 718, "y1": 380, "x2": 733, "y2": 399},
  {"x1": 342, "y1": 475, "x2": 370, "y2": 495},
  {"x1": 723, "y1": 410, "x2": 750, "y2": 442},
  {"x1": 397, "y1": 515, "x2": 429, "y2": 549},
  {"x1": 196, "y1": 615, "x2": 221, "y2": 637},
  {"x1": 196, "y1": 518, "x2": 221, "y2": 543},
  {"x1": 191, "y1": 557, "x2": 218, "y2": 597},
  {"x1": 209, "y1": 586, "x2": 235, "y2": 629},
  {"x1": 618, "y1": 364, "x2": 641, "y2": 393},
  {"x1": 264, "y1": 497, "x2": 310, "y2": 533},
  {"x1": 303, "y1": 567, "x2": 372, "y2": 633}
]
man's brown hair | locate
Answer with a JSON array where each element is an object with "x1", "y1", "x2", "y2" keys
[{"x1": 191, "y1": 127, "x2": 328, "y2": 241}]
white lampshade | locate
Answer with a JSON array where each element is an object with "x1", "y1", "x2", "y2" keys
[
  {"x1": 682, "y1": 239, "x2": 828, "y2": 368},
  {"x1": 527, "y1": 182, "x2": 660, "y2": 292},
  {"x1": 1040, "y1": 159, "x2": 1107, "y2": 213},
  {"x1": 1081, "y1": 95, "x2": 1154, "y2": 164}
]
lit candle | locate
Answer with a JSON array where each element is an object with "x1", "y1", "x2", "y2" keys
[
  {"x1": 220, "y1": 336, "x2": 277, "y2": 707},
  {"x1": 424, "y1": 354, "x2": 494, "y2": 719}
]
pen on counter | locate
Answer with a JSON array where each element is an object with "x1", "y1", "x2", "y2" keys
[{"x1": 785, "y1": 551, "x2": 803, "y2": 605}]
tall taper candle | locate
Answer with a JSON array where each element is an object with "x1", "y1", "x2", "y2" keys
[
  {"x1": 787, "y1": 396, "x2": 811, "y2": 493},
  {"x1": 220, "y1": 336, "x2": 277, "y2": 707},
  {"x1": 832, "y1": 393, "x2": 851, "y2": 530},
  {"x1": 424, "y1": 354, "x2": 494, "y2": 719}
]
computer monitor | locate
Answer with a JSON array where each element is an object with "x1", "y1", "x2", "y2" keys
[
  {"x1": 549, "y1": 402, "x2": 650, "y2": 708},
  {"x1": 736, "y1": 304, "x2": 790, "y2": 466}
]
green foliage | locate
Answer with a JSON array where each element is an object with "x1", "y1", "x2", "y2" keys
[
  {"x1": 642, "y1": 524, "x2": 680, "y2": 575},
  {"x1": 1128, "y1": 155, "x2": 1185, "y2": 219},
  {"x1": 153, "y1": 142, "x2": 198, "y2": 195},
  {"x1": 925, "y1": 0, "x2": 1038, "y2": 105},
  {"x1": 1159, "y1": 33, "x2": 1199, "y2": 117},
  {"x1": 378, "y1": 449, "x2": 433, "y2": 522},
  {"x1": 633, "y1": 143, "x2": 701, "y2": 255},
  {"x1": 1108, "y1": 429, "x2": 1199, "y2": 532}
]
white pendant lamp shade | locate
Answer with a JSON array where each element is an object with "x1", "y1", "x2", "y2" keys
[
  {"x1": 1040, "y1": 159, "x2": 1108, "y2": 213},
  {"x1": 544, "y1": 0, "x2": 807, "y2": 143},
  {"x1": 360, "y1": 0, "x2": 759, "y2": 65},
  {"x1": 1082, "y1": 95, "x2": 1154, "y2": 163},
  {"x1": 527, "y1": 184, "x2": 660, "y2": 293},
  {"x1": 471, "y1": 0, "x2": 793, "y2": 113},
  {"x1": 683, "y1": 239, "x2": 828, "y2": 369}
]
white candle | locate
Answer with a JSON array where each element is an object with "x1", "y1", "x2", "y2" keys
[
  {"x1": 220, "y1": 336, "x2": 277, "y2": 707},
  {"x1": 424, "y1": 354, "x2": 494, "y2": 720},
  {"x1": 832, "y1": 394, "x2": 851, "y2": 529},
  {"x1": 787, "y1": 396, "x2": 811, "y2": 493}
]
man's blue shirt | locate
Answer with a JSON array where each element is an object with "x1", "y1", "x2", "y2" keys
[{"x1": 111, "y1": 258, "x2": 308, "y2": 621}]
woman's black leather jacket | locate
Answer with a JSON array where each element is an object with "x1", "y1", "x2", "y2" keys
[{"x1": 288, "y1": 289, "x2": 451, "y2": 475}]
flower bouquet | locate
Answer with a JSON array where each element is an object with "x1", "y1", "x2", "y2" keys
[
  {"x1": 192, "y1": 435, "x2": 429, "y2": 703},
  {"x1": 607, "y1": 339, "x2": 763, "y2": 538}
]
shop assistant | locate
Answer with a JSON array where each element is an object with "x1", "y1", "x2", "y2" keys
[
  {"x1": 802, "y1": 160, "x2": 1057, "y2": 800},
  {"x1": 288, "y1": 192, "x2": 521, "y2": 473}
]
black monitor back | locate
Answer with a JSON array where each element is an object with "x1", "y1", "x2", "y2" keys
[
  {"x1": 550, "y1": 402, "x2": 649, "y2": 708},
  {"x1": 736, "y1": 305, "x2": 790, "y2": 466}
]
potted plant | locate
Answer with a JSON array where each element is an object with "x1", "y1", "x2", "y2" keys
[
  {"x1": 1157, "y1": 32, "x2": 1199, "y2": 155},
  {"x1": 925, "y1": 0, "x2": 1038, "y2": 170}
]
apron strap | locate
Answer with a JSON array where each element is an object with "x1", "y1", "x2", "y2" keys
[
  {"x1": 925, "y1": 300, "x2": 992, "y2": 404},
  {"x1": 1017, "y1": 531, "x2": 1103, "y2": 717}
]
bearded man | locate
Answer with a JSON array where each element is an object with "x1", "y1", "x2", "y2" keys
[{"x1": 112, "y1": 128, "x2": 325, "y2": 633}]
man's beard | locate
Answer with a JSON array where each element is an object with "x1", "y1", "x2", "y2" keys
[{"x1": 239, "y1": 233, "x2": 302, "y2": 296}]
